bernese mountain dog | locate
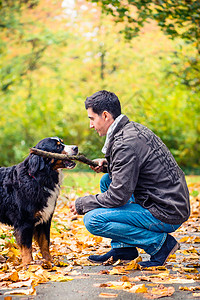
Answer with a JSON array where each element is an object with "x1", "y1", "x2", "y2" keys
[{"x1": 0, "y1": 137, "x2": 78, "y2": 266}]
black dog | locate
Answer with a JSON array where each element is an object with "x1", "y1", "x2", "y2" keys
[{"x1": 0, "y1": 137, "x2": 78, "y2": 265}]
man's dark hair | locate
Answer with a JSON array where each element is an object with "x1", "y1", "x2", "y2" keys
[{"x1": 85, "y1": 90, "x2": 121, "y2": 119}]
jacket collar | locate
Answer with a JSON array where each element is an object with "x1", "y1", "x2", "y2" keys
[
  {"x1": 104, "y1": 115, "x2": 130, "y2": 157},
  {"x1": 102, "y1": 114, "x2": 125, "y2": 154}
]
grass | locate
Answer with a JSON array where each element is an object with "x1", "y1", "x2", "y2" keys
[
  {"x1": 62, "y1": 171, "x2": 102, "y2": 194},
  {"x1": 62, "y1": 171, "x2": 200, "y2": 194},
  {"x1": 186, "y1": 175, "x2": 200, "y2": 184}
]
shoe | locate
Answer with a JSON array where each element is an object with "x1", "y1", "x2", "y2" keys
[
  {"x1": 138, "y1": 234, "x2": 180, "y2": 268},
  {"x1": 88, "y1": 247, "x2": 138, "y2": 264}
]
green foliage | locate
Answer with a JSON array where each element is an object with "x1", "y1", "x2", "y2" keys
[
  {"x1": 0, "y1": 0, "x2": 199, "y2": 173},
  {"x1": 89, "y1": 0, "x2": 200, "y2": 92},
  {"x1": 90, "y1": 1, "x2": 200, "y2": 42}
]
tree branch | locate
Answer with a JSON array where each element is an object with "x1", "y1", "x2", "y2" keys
[{"x1": 30, "y1": 147, "x2": 99, "y2": 168}]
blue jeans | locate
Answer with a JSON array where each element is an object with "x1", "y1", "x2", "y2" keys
[{"x1": 84, "y1": 173, "x2": 181, "y2": 255}]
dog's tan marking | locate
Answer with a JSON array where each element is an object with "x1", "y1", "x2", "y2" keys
[
  {"x1": 21, "y1": 245, "x2": 33, "y2": 265},
  {"x1": 52, "y1": 160, "x2": 65, "y2": 170},
  {"x1": 34, "y1": 232, "x2": 51, "y2": 261}
]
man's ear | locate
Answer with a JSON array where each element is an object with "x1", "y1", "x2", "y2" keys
[{"x1": 102, "y1": 111, "x2": 112, "y2": 121}]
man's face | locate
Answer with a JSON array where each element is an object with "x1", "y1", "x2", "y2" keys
[{"x1": 87, "y1": 108, "x2": 114, "y2": 137}]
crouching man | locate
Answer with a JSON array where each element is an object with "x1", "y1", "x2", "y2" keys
[{"x1": 70, "y1": 90, "x2": 190, "y2": 267}]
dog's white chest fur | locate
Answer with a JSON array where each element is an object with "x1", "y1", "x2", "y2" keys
[{"x1": 35, "y1": 172, "x2": 63, "y2": 226}]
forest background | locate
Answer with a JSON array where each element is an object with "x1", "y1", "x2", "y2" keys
[{"x1": 0, "y1": 0, "x2": 199, "y2": 174}]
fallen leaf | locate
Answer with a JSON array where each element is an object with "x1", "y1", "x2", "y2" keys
[
  {"x1": 127, "y1": 284, "x2": 148, "y2": 294},
  {"x1": 193, "y1": 237, "x2": 200, "y2": 243},
  {"x1": 179, "y1": 237, "x2": 189, "y2": 243},
  {"x1": 99, "y1": 281, "x2": 125, "y2": 289},
  {"x1": 0, "y1": 177, "x2": 199, "y2": 297},
  {"x1": 193, "y1": 292, "x2": 200, "y2": 297},
  {"x1": 0, "y1": 271, "x2": 19, "y2": 282},
  {"x1": 120, "y1": 276, "x2": 130, "y2": 282},
  {"x1": 8, "y1": 271, "x2": 19, "y2": 282},
  {"x1": 102, "y1": 256, "x2": 115, "y2": 266},
  {"x1": 0, "y1": 255, "x2": 6, "y2": 263},
  {"x1": 125, "y1": 256, "x2": 142, "y2": 270},
  {"x1": 4, "y1": 286, "x2": 36, "y2": 296},
  {"x1": 112, "y1": 259, "x2": 121, "y2": 266},
  {"x1": 7, "y1": 247, "x2": 20, "y2": 258},
  {"x1": 145, "y1": 286, "x2": 175, "y2": 299},
  {"x1": 179, "y1": 286, "x2": 200, "y2": 291},
  {"x1": 98, "y1": 270, "x2": 110, "y2": 275},
  {"x1": 49, "y1": 274, "x2": 74, "y2": 282},
  {"x1": 109, "y1": 267, "x2": 128, "y2": 275},
  {"x1": 27, "y1": 264, "x2": 43, "y2": 272},
  {"x1": 182, "y1": 267, "x2": 198, "y2": 273},
  {"x1": 99, "y1": 292, "x2": 118, "y2": 298},
  {"x1": 8, "y1": 279, "x2": 33, "y2": 289}
]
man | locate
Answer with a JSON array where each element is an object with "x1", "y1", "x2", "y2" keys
[{"x1": 69, "y1": 90, "x2": 190, "y2": 267}]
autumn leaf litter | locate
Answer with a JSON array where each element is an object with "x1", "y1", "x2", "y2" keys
[{"x1": 0, "y1": 180, "x2": 199, "y2": 298}]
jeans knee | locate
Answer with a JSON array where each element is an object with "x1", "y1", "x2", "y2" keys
[
  {"x1": 100, "y1": 173, "x2": 111, "y2": 193},
  {"x1": 83, "y1": 213, "x2": 91, "y2": 232},
  {"x1": 83, "y1": 213, "x2": 96, "y2": 235},
  {"x1": 83, "y1": 210, "x2": 103, "y2": 236}
]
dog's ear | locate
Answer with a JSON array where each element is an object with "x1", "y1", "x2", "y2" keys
[{"x1": 28, "y1": 154, "x2": 45, "y2": 175}]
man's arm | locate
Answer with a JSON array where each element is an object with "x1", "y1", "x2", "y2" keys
[
  {"x1": 74, "y1": 142, "x2": 139, "y2": 215},
  {"x1": 69, "y1": 158, "x2": 108, "y2": 216}
]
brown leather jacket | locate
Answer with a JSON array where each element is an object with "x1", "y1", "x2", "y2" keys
[{"x1": 75, "y1": 115, "x2": 190, "y2": 225}]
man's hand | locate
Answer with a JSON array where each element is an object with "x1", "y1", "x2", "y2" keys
[
  {"x1": 69, "y1": 201, "x2": 78, "y2": 215},
  {"x1": 90, "y1": 158, "x2": 107, "y2": 173}
]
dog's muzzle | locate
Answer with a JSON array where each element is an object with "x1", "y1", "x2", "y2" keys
[{"x1": 62, "y1": 145, "x2": 78, "y2": 169}]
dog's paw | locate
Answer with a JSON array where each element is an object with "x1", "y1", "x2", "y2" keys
[{"x1": 41, "y1": 259, "x2": 52, "y2": 269}]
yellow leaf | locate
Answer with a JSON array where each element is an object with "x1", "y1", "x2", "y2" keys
[
  {"x1": 193, "y1": 292, "x2": 200, "y2": 297},
  {"x1": 4, "y1": 297, "x2": 12, "y2": 300},
  {"x1": 127, "y1": 284, "x2": 147, "y2": 293},
  {"x1": 49, "y1": 274, "x2": 74, "y2": 282},
  {"x1": 0, "y1": 271, "x2": 19, "y2": 282},
  {"x1": 8, "y1": 279, "x2": 33, "y2": 289},
  {"x1": 109, "y1": 267, "x2": 128, "y2": 275},
  {"x1": 179, "y1": 237, "x2": 189, "y2": 243},
  {"x1": 4, "y1": 286, "x2": 36, "y2": 296},
  {"x1": 100, "y1": 281, "x2": 124, "y2": 289},
  {"x1": 146, "y1": 286, "x2": 175, "y2": 299},
  {"x1": 168, "y1": 253, "x2": 176, "y2": 259},
  {"x1": 99, "y1": 293, "x2": 118, "y2": 298},
  {"x1": 120, "y1": 276, "x2": 130, "y2": 282},
  {"x1": 8, "y1": 271, "x2": 19, "y2": 282},
  {"x1": 182, "y1": 267, "x2": 198, "y2": 273},
  {"x1": 28, "y1": 265, "x2": 43, "y2": 272},
  {"x1": 125, "y1": 256, "x2": 142, "y2": 270},
  {"x1": 7, "y1": 247, "x2": 20, "y2": 257},
  {"x1": 193, "y1": 237, "x2": 200, "y2": 243},
  {"x1": 179, "y1": 286, "x2": 200, "y2": 291},
  {"x1": 54, "y1": 261, "x2": 68, "y2": 267}
]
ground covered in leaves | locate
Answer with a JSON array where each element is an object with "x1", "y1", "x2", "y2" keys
[{"x1": 0, "y1": 174, "x2": 199, "y2": 299}]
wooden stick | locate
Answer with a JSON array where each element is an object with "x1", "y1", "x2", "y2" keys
[{"x1": 30, "y1": 148, "x2": 99, "y2": 168}]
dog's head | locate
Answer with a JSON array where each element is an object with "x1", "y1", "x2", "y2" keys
[{"x1": 28, "y1": 137, "x2": 78, "y2": 176}]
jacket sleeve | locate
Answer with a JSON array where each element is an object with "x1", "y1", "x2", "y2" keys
[{"x1": 75, "y1": 142, "x2": 140, "y2": 215}]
